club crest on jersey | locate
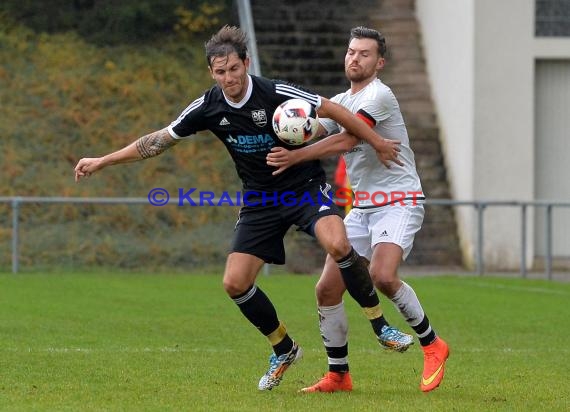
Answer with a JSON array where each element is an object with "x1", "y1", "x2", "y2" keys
[{"x1": 251, "y1": 109, "x2": 267, "y2": 127}]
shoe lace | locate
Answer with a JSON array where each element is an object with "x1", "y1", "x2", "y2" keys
[
  {"x1": 267, "y1": 351, "x2": 290, "y2": 373},
  {"x1": 423, "y1": 345, "x2": 441, "y2": 363},
  {"x1": 267, "y1": 353, "x2": 279, "y2": 372},
  {"x1": 324, "y1": 372, "x2": 342, "y2": 382},
  {"x1": 380, "y1": 326, "x2": 404, "y2": 340},
  {"x1": 310, "y1": 373, "x2": 337, "y2": 388}
]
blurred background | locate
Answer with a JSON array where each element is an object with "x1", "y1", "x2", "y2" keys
[{"x1": 1, "y1": 0, "x2": 569, "y2": 277}]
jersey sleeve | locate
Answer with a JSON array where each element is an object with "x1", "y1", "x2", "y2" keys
[
  {"x1": 319, "y1": 117, "x2": 340, "y2": 135},
  {"x1": 358, "y1": 90, "x2": 392, "y2": 125},
  {"x1": 273, "y1": 80, "x2": 322, "y2": 109},
  {"x1": 167, "y1": 95, "x2": 208, "y2": 139},
  {"x1": 318, "y1": 93, "x2": 342, "y2": 135}
]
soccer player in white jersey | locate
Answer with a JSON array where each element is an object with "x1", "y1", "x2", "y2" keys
[
  {"x1": 74, "y1": 25, "x2": 410, "y2": 392},
  {"x1": 267, "y1": 26, "x2": 449, "y2": 393}
]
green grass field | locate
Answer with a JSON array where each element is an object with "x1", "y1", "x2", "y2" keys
[{"x1": 0, "y1": 272, "x2": 568, "y2": 411}]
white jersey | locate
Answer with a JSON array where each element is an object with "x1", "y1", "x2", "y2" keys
[{"x1": 320, "y1": 78, "x2": 424, "y2": 208}]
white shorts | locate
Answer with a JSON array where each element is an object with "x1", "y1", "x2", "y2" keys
[{"x1": 344, "y1": 205, "x2": 424, "y2": 261}]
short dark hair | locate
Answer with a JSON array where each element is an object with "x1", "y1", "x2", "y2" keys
[
  {"x1": 205, "y1": 25, "x2": 248, "y2": 67},
  {"x1": 349, "y1": 26, "x2": 386, "y2": 57}
]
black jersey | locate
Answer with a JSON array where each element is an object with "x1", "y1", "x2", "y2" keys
[{"x1": 168, "y1": 75, "x2": 326, "y2": 192}]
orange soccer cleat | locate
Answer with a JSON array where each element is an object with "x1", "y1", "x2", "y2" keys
[
  {"x1": 300, "y1": 371, "x2": 353, "y2": 393},
  {"x1": 420, "y1": 337, "x2": 449, "y2": 392}
]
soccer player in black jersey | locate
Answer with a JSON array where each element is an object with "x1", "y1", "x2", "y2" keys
[{"x1": 74, "y1": 25, "x2": 405, "y2": 391}]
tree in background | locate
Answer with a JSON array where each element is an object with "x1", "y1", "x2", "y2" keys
[{"x1": 0, "y1": 0, "x2": 232, "y2": 45}]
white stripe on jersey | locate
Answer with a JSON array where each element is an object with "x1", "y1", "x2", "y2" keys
[
  {"x1": 275, "y1": 84, "x2": 321, "y2": 108},
  {"x1": 169, "y1": 95, "x2": 205, "y2": 130}
]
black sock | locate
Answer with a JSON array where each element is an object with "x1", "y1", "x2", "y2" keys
[
  {"x1": 370, "y1": 315, "x2": 389, "y2": 336},
  {"x1": 412, "y1": 314, "x2": 437, "y2": 346},
  {"x1": 326, "y1": 344, "x2": 349, "y2": 373},
  {"x1": 232, "y1": 284, "x2": 280, "y2": 336},
  {"x1": 232, "y1": 285, "x2": 294, "y2": 355},
  {"x1": 336, "y1": 248, "x2": 380, "y2": 308}
]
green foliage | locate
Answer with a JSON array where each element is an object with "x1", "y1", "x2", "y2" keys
[
  {"x1": 174, "y1": 3, "x2": 225, "y2": 38},
  {"x1": 0, "y1": 17, "x2": 241, "y2": 270},
  {"x1": 0, "y1": 273, "x2": 569, "y2": 411},
  {"x1": 0, "y1": 0, "x2": 233, "y2": 45}
]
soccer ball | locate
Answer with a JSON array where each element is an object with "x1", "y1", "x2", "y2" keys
[{"x1": 272, "y1": 98, "x2": 319, "y2": 145}]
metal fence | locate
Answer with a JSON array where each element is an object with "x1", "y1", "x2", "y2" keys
[
  {"x1": 1, "y1": 196, "x2": 569, "y2": 277},
  {"x1": 426, "y1": 199, "x2": 570, "y2": 279}
]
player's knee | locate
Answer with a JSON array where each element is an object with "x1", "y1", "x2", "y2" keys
[
  {"x1": 324, "y1": 237, "x2": 352, "y2": 261},
  {"x1": 315, "y1": 281, "x2": 344, "y2": 306},
  {"x1": 222, "y1": 276, "x2": 248, "y2": 297},
  {"x1": 370, "y1": 270, "x2": 401, "y2": 298}
]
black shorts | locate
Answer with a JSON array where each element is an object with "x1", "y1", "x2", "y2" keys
[{"x1": 231, "y1": 180, "x2": 342, "y2": 264}]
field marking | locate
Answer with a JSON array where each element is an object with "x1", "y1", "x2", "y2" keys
[
  {"x1": 5, "y1": 346, "x2": 568, "y2": 355},
  {"x1": 3, "y1": 346, "x2": 234, "y2": 353},
  {"x1": 346, "y1": 347, "x2": 570, "y2": 355},
  {"x1": 466, "y1": 281, "x2": 569, "y2": 296}
]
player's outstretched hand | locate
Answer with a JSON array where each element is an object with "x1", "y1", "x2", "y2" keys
[
  {"x1": 74, "y1": 157, "x2": 104, "y2": 182},
  {"x1": 266, "y1": 147, "x2": 300, "y2": 175},
  {"x1": 376, "y1": 138, "x2": 403, "y2": 168}
]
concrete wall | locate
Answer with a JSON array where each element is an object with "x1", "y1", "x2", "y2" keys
[
  {"x1": 472, "y1": 0, "x2": 535, "y2": 269},
  {"x1": 415, "y1": 0, "x2": 477, "y2": 266},
  {"x1": 416, "y1": 0, "x2": 570, "y2": 270}
]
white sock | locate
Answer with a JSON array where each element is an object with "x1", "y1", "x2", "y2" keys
[
  {"x1": 318, "y1": 301, "x2": 348, "y2": 366},
  {"x1": 390, "y1": 281, "x2": 426, "y2": 328}
]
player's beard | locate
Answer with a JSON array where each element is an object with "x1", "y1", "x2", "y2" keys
[{"x1": 346, "y1": 66, "x2": 376, "y2": 83}]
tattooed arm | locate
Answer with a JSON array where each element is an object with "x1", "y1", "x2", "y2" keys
[
  {"x1": 135, "y1": 128, "x2": 179, "y2": 159},
  {"x1": 74, "y1": 128, "x2": 179, "y2": 182}
]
